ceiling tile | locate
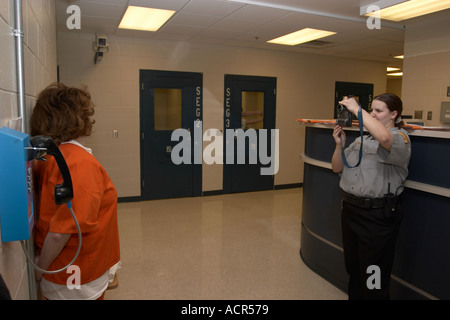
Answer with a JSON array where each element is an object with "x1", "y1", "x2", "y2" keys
[
  {"x1": 212, "y1": 18, "x2": 264, "y2": 32},
  {"x1": 272, "y1": 11, "x2": 331, "y2": 28},
  {"x1": 247, "y1": 23, "x2": 301, "y2": 40},
  {"x1": 128, "y1": 0, "x2": 189, "y2": 10},
  {"x1": 228, "y1": 5, "x2": 291, "y2": 22},
  {"x1": 194, "y1": 27, "x2": 244, "y2": 40},
  {"x1": 170, "y1": 12, "x2": 223, "y2": 28},
  {"x1": 160, "y1": 23, "x2": 204, "y2": 36},
  {"x1": 181, "y1": 0, "x2": 244, "y2": 17}
]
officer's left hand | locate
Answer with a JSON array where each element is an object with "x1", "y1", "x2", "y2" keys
[{"x1": 339, "y1": 96, "x2": 360, "y2": 115}]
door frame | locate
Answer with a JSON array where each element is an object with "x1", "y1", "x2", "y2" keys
[
  {"x1": 139, "y1": 69, "x2": 202, "y2": 200},
  {"x1": 223, "y1": 74, "x2": 277, "y2": 194}
]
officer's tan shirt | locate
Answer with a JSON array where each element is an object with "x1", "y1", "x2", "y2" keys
[{"x1": 340, "y1": 127, "x2": 411, "y2": 198}]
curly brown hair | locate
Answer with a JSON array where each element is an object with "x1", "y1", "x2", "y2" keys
[{"x1": 30, "y1": 82, "x2": 95, "y2": 144}]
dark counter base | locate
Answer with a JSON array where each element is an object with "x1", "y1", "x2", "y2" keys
[
  {"x1": 300, "y1": 223, "x2": 433, "y2": 300},
  {"x1": 300, "y1": 223, "x2": 348, "y2": 293}
]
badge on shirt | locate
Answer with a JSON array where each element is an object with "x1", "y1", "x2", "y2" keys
[{"x1": 398, "y1": 132, "x2": 409, "y2": 144}]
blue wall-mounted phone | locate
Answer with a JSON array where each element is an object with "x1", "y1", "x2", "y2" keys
[
  {"x1": 0, "y1": 127, "x2": 35, "y2": 242},
  {"x1": 0, "y1": 127, "x2": 73, "y2": 242}
]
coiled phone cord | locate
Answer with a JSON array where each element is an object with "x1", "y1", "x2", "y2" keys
[{"x1": 20, "y1": 201, "x2": 82, "y2": 274}]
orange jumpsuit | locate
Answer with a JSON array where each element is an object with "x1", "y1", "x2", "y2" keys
[{"x1": 34, "y1": 143, "x2": 120, "y2": 286}]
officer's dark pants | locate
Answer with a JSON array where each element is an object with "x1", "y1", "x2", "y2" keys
[{"x1": 341, "y1": 200, "x2": 403, "y2": 300}]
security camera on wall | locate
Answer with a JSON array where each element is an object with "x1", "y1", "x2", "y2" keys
[
  {"x1": 93, "y1": 34, "x2": 109, "y2": 64},
  {"x1": 97, "y1": 34, "x2": 108, "y2": 48},
  {"x1": 93, "y1": 34, "x2": 109, "y2": 52}
]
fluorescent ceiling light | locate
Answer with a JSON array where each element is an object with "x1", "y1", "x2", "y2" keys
[
  {"x1": 387, "y1": 67, "x2": 401, "y2": 71},
  {"x1": 119, "y1": 6, "x2": 175, "y2": 31},
  {"x1": 387, "y1": 72, "x2": 403, "y2": 76},
  {"x1": 394, "y1": 55, "x2": 404, "y2": 59},
  {"x1": 267, "y1": 28, "x2": 336, "y2": 46},
  {"x1": 364, "y1": 0, "x2": 450, "y2": 22}
]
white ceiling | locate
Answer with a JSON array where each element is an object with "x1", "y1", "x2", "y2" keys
[{"x1": 55, "y1": 0, "x2": 442, "y2": 69}]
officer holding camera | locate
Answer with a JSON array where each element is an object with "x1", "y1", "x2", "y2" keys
[{"x1": 331, "y1": 93, "x2": 411, "y2": 300}]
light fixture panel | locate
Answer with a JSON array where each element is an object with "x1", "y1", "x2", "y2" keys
[
  {"x1": 387, "y1": 72, "x2": 403, "y2": 76},
  {"x1": 363, "y1": 0, "x2": 450, "y2": 21},
  {"x1": 119, "y1": 6, "x2": 176, "y2": 32},
  {"x1": 267, "y1": 28, "x2": 336, "y2": 46}
]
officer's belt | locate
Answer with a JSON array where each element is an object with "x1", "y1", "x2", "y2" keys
[{"x1": 342, "y1": 191, "x2": 385, "y2": 209}]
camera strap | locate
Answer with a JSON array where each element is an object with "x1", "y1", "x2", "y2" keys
[{"x1": 341, "y1": 108, "x2": 363, "y2": 168}]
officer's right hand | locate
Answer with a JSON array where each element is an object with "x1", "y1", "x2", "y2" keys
[{"x1": 333, "y1": 125, "x2": 346, "y2": 146}]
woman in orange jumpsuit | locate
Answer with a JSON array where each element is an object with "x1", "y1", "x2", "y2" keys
[{"x1": 30, "y1": 82, "x2": 120, "y2": 300}]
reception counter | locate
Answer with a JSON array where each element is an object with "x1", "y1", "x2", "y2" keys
[{"x1": 299, "y1": 122, "x2": 450, "y2": 300}]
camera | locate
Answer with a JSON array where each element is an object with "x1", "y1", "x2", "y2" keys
[
  {"x1": 336, "y1": 104, "x2": 353, "y2": 127},
  {"x1": 96, "y1": 34, "x2": 108, "y2": 49},
  {"x1": 93, "y1": 34, "x2": 109, "y2": 64},
  {"x1": 336, "y1": 95, "x2": 356, "y2": 127},
  {"x1": 92, "y1": 34, "x2": 109, "y2": 53}
]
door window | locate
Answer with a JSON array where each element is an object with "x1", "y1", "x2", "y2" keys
[
  {"x1": 241, "y1": 91, "x2": 264, "y2": 130},
  {"x1": 154, "y1": 88, "x2": 182, "y2": 131}
]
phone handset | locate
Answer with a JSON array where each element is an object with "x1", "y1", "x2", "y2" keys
[{"x1": 30, "y1": 136, "x2": 73, "y2": 204}]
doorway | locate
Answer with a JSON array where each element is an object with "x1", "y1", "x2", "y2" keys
[
  {"x1": 223, "y1": 75, "x2": 277, "y2": 194},
  {"x1": 140, "y1": 70, "x2": 202, "y2": 200}
]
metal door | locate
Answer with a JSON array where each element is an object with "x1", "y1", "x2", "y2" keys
[
  {"x1": 223, "y1": 75, "x2": 277, "y2": 194},
  {"x1": 140, "y1": 70, "x2": 202, "y2": 200}
]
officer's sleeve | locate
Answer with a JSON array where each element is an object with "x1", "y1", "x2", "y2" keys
[{"x1": 377, "y1": 130, "x2": 411, "y2": 167}]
